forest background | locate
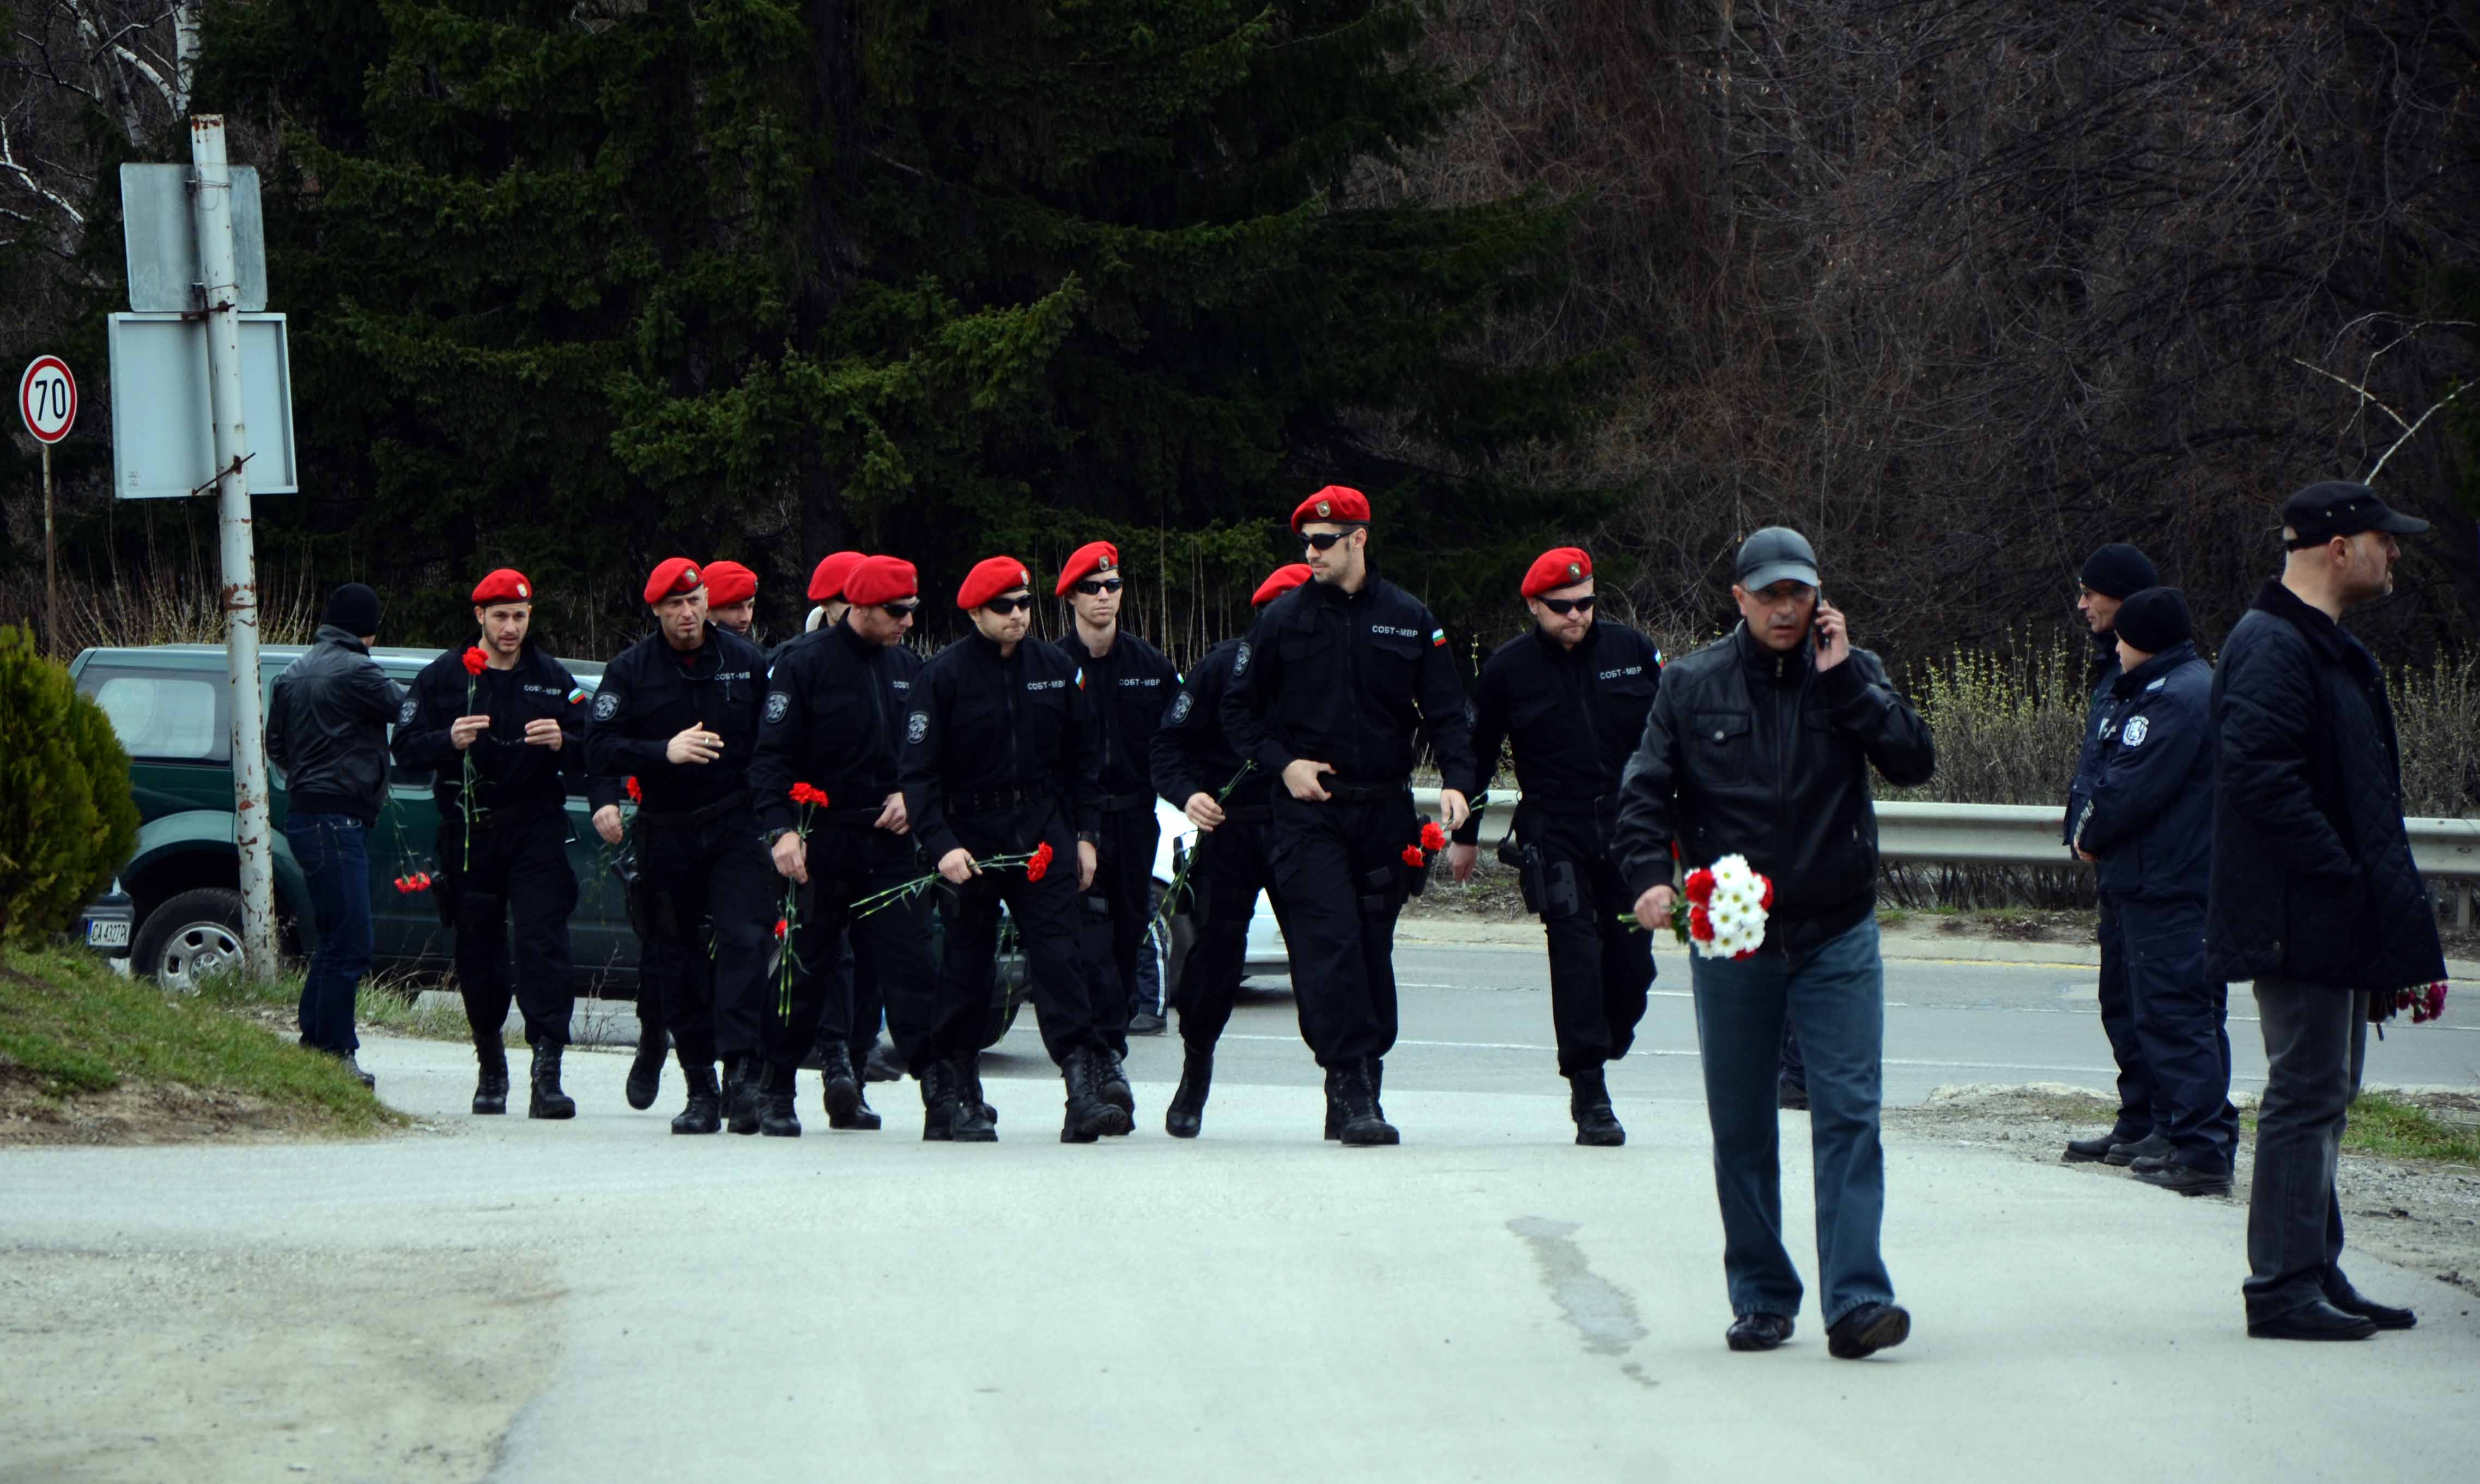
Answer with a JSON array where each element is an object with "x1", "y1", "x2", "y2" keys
[{"x1": 4, "y1": 2, "x2": 2478, "y2": 816}]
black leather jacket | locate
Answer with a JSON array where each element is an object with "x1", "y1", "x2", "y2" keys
[
  {"x1": 1614, "y1": 625, "x2": 1936, "y2": 953},
  {"x1": 268, "y1": 625, "x2": 406, "y2": 825}
]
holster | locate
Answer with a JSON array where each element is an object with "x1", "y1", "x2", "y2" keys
[
  {"x1": 1498, "y1": 837, "x2": 1547, "y2": 915},
  {"x1": 1542, "y1": 859, "x2": 1581, "y2": 922},
  {"x1": 1359, "y1": 864, "x2": 1408, "y2": 918}
]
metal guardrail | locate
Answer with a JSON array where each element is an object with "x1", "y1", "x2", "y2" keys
[{"x1": 1418, "y1": 790, "x2": 2480, "y2": 925}]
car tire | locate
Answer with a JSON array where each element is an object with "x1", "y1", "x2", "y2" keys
[{"x1": 133, "y1": 887, "x2": 251, "y2": 994}]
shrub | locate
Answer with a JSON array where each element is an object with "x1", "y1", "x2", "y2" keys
[{"x1": 0, "y1": 627, "x2": 140, "y2": 942}]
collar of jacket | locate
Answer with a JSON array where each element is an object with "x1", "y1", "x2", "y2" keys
[
  {"x1": 1532, "y1": 622, "x2": 1599, "y2": 665},
  {"x1": 966, "y1": 629, "x2": 1023, "y2": 664},
  {"x1": 313, "y1": 624, "x2": 368, "y2": 653},
  {"x1": 831, "y1": 616, "x2": 877, "y2": 662},
  {"x1": 2249, "y1": 578, "x2": 2372, "y2": 675},
  {"x1": 1731, "y1": 621, "x2": 1811, "y2": 686},
  {"x1": 1060, "y1": 624, "x2": 1120, "y2": 663},
  {"x1": 2112, "y1": 640, "x2": 2197, "y2": 696},
  {"x1": 2086, "y1": 625, "x2": 2120, "y2": 685}
]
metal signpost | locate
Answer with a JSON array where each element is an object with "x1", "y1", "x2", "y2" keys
[{"x1": 17, "y1": 355, "x2": 76, "y2": 655}]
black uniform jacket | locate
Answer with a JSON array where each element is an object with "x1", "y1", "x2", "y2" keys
[
  {"x1": 1150, "y1": 639, "x2": 1272, "y2": 811},
  {"x1": 2206, "y1": 581, "x2": 2445, "y2": 995},
  {"x1": 2070, "y1": 641, "x2": 2212, "y2": 902},
  {"x1": 1220, "y1": 574, "x2": 1476, "y2": 787},
  {"x1": 1613, "y1": 624, "x2": 1936, "y2": 946},
  {"x1": 268, "y1": 625, "x2": 406, "y2": 824},
  {"x1": 582, "y1": 624, "x2": 768, "y2": 815},
  {"x1": 1054, "y1": 625, "x2": 1179, "y2": 806},
  {"x1": 748, "y1": 617, "x2": 922, "y2": 840},
  {"x1": 1447, "y1": 621, "x2": 1662, "y2": 844},
  {"x1": 900, "y1": 631, "x2": 1104, "y2": 862},
  {"x1": 390, "y1": 641, "x2": 587, "y2": 824}
]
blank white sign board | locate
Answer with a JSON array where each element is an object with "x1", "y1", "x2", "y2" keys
[{"x1": 106, "y1": 312, "x2": 299, "y2": 499}]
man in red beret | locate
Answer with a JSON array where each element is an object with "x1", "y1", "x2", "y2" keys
[
  {"x1": 1222, "y1": 486, "x2": 1477, "y2": 1144},
  {"x1": 805, "y1": 550, "x2": 866, "y2": 635},
  {"x1": 391, "y1": 568, "x2": 590, "y2": 1118},
  {"x1": 1150, "y1": 563, "x2": 1312, "y2": 1136},
  {"x1": 1441, "y1": 548, "x2": 1663, "y2": 1145},
  {"x1": 584, "y1": 557, "x2": 777, "y2": 1135},
  {"x1": 702, "y1": 560, "x2": 760, "y2": 640},
  {"x1": 1051, "y1": 540, "x2": 1183, "y2": 1043},
  {"x1": 901, "y1": 556, "x2": 1129, "y2": 1141}
]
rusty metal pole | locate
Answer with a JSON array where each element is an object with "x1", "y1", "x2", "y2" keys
[{"x1": 192, "y1": 114, "x2": 276, "y2": 977}]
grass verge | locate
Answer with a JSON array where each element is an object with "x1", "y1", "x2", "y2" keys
[
  {"x1": 0, "y1": 945, "x2": 405, "y2": 1139},
  {"x1": 196, "y1": 965, "x2": 470, "y2": 1042}
]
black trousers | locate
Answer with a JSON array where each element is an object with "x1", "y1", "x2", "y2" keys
[
  {"x1": 1080, "y1": 805, "x2": 1162, "y2": 1053},
  {"x1": 1265, "y1": 790, "x2": 1419, "y2": 1068},
  {"x1": 448, "y1": 810, "x2": 578, "y2": 1048},
  {"x1": 633, "y1": 808, "x2": 776, "y2": 1066},
  {"x1": 1525, "y1": 810, "x2": 1654, "y2": 1077},
  {"x1": 809, "y1": 937, "x2": 887, "y2": 1065},
  {"x1": 763, "y1": 825, "x2": 947, "y2": 1081},
  {"x1": 2244, "y1": 978, "x2": 2369, "y2": 1321},
  {"x1": 2093, "y1": 895, "x2": 2159, "y2": 1138},
  {"x1": 2103, "y1": 892, "x2": 2238, "y2": 1172},
  {"x1": 939, "y1": 806, "x2": 1107, "y2": 1068},
  {"x1": 1171, "y1": 808, "x2": 1307, "y2": 1051}
]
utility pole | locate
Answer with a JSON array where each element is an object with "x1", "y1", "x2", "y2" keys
[{"x1": 191, "y1": 115, "x2": 276, "y2": 977}]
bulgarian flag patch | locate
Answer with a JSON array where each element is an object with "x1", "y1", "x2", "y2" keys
[{"x1": 1430, "y1": 628, "x2": 1447, "y2": 647}]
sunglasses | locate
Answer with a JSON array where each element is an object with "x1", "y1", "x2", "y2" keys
[
  {"x1": 1538, "y1": 595, "x2": 1597, "y2": 616},
  {"x1": 1302, "y1": 531, "x2": 1353, "y2": 552},
  {"x1": 981, "y1": 594, "x2": 1033, "y2": 616},
  {"x1": 1072, "y1": 578, "x2": 1123, "y2": 595},
  {"x1": 881, "y1": 600, "x2": 921, "y2": 618}
]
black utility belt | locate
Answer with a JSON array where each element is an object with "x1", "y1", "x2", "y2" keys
[
  {"x1": 1318, "y1": 776, "x2": 1410, "y2": 804},
  {"x1": 635, "y1": 796, "x2": 749, "y2": 828},
  {"x1": 950, "y1": 785, "x2": 1054, "y2": 815},
  {"x1": 805, "y1": 803, "x2": 891, "y2": 827},
  {"x1": 443, "y1": 800, "x2": 566, "y2": 830},
  {"x1": 1100, "y1": 790, "x2": 1155, "y2": 814},
  {"x1": 1518, "y1": 792, "x2": 1616, "y2": 817}
]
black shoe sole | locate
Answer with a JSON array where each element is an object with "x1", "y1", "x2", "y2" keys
[
  {"x1": 827, "y1": 1114, "x2": 883, "y2": 1131},
  {"x1": 1575, "y1": 1123, "x2": 1625, "y2": 1147},
  {"x1": 2248, "y1": 1320, "x2": 2378, "y2": 1341},
  {"x1": 1828, "y1": 1306, "x2": 1911, "y2": 1359},
  {"x1": 472, "y1": 1100, "x2": 506, "y2": 1116},
  {"x1": 1339, "y1": 1123, "x2": 1402, "y2": 1147},
  {"x1": 527, "y1": 1100, "x2": 576, "y2": 1120},
  {"x1": 2060, "y1": 1146, "x2": 2113, "y2": 1164},
  {"x1": 2132, "y1": 1172, "x2": 2232, "y2": 1197},
  {"x1": 1063, "y1": 1105, "x2": 1133, "y2": 1142},
  {"x1": 760, "y1": 1122, "x2": 801, "y2": 1138}
]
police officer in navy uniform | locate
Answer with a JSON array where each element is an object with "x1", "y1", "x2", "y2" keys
[
  {"x1": 2069, "y1": 587, "x2": 2240, "y2": 1194},
  {"x1": 1444, "y1": 548, "x2": 1660, "y2": 1146},
  {"x1": 1222, "y1": 487, "x2": 1477, "y2": 1145},
  {"x1": 1051, "y1": 541, "x2": 1182, "y2": 1043},
  {"x1": 584, "y1": 558, "x2": 774, "y2": 1134},
  {"x1": 392, "y1": 568, "x2": 588, "y2": 1118},
  {"x1": 748, "y1": 556, "x2": 965, "y2": 1137},
  {"x1": 1151, "y1": 562, "x2": 1313, "y2": 1136},
  {"x1": 901, "y1": 555, "x2": 1131, "y2": 1142}
]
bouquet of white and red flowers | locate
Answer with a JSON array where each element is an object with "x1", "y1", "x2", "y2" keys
[{"x1": 1674, "y1": 854, "x2": 1773, "y2": 959}]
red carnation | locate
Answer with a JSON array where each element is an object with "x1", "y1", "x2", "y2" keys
[
  {"x1": 462, "y1": 646, "x2": 489, "y2": 677},
  {"x1": 1027, "y1": 842, "x2": 1055, "y2": 883},
  {"x1": 1688, "y1": 905, "x2": 1714, "y2": 942},
  {"x1": 1402, "y1": 846, "x2": 1427, "y2": 868},
  {"x1": 393, "y1": 876, "x2": 411, "y2": 894},
  {"x1": 790, "y1": 782, "x2": 830, "y2": 808},
  {"x1": 625, "y1": 776, "x2": 642, "y2": 803},
  {"x1": 1732, "y1": 948, "x2": 1757, "y2": 962},
  {"x1": 1684, "y1": 869, "x2": 1715, "y2": 906},
  {"x1": 1759, "y1": 877, "x2": 1774, "y2": 911},
  {"x1": 773, "y1": 918, "x2": 789, "y2": 940},
  {"x1": 415, "y1": 872, "x2": 432, "y2": 890},
  {"x1": 1420, "y1": 821, "x2": 1448, "y2": 852}
]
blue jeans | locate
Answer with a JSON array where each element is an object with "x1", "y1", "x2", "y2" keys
[
  {"x1": 286, "y1": 812, "x2": 373, "y2": 1055},
  {"x1": 1690, "y1": 915, "x2": 1894, "y2": 1325}
]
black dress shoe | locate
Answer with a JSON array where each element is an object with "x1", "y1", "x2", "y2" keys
[
  {"x1": 1827, "y1": 1301, "x2": 1911, "y2": 1359},
  {"x1": 1128, "y1": 1011, "x2": 1167, "y2": 1036},
  {"x1": 2324, "y1": 1286, "x2": 2416, "y2": 1331},
  {"x1": 2063, "y1": 1130, "x2": 2138, "y2": 1163},
  {"x1": 1726, "y1": 1313, "x2": 1794, "y2": 1352},
  {"x1": 2248, "y1": 1299, "x2": 2377, "y2": 1341},
  {"x1": 2130, "y1": 1160, "x2": 2232, "y2": 1197},
  {"x1": 2103, "y1": 1132, "x2": 2169, "y2": 1166}
]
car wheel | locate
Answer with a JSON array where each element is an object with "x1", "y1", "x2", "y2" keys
[{"x1": 134, "y1": 887, "x2": 250, "y2": 994}]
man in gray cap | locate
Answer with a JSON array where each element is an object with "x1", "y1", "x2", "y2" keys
[{"x1": 1613, "y1": 527, "x2": 1936, "y2": 1358}]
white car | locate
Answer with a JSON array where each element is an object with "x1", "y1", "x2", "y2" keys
[{"x1": 1149, "y1": 796, "x2": 1289, "y2": 996}]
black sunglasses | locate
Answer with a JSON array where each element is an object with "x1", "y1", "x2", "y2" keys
[
  {"x1": 1072, "y1": 578, "x2": 1124, "y2": 595},
  {"x1": 981, "y1": 594, "x2": 1033, "y2": 616},
  {"x1": 881, "y1": 600, "x2": 921, "y2": 618},
  {"x1": 1538, "y1": 595, "x2": 1597, "y2": 616},
  {"x1": 1302, "y1": 531, "x2": 1352, "y2": 552}
]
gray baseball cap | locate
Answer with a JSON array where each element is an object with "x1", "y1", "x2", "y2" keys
[{"x1": 1735, "y1": 527, "x2": 1820, "y2": 592}]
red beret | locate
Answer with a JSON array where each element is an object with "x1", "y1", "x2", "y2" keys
[
  {"x1": 471, "y1": 568, "x2": 533, "y2": 606},
  {"x1": 701, "y1": 560, "x2": 757, "y2": 607},
  {"x1": 1521, "y1": 547, "x2": 1593, "y2": 600},
  {"x1": 844, "y1": 556, "x2": 918, "y2": 607},
  {"x1": 1290, "y1": 485, "x2": 1371, "y2": 533},
  {"x1": 807, "y1": 550, "x2": 866, "y2": 603},
  {"x1": 1252, "y1": 563, "x2": 1314, "y2": 608},
  {"x1": 1054, "y1": 541, "x2": 1120, "y2": 595},
  {"x1": 643, "y1": 557, "x2": 704, "y2": 606},
  {"x1": 956, "y1": 555, "x2": 1034, "y2": 611}
]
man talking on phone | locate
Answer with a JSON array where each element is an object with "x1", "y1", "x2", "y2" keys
[{"x1": 1612, "y1": 527, "x2": 1936, "y2": 1359}]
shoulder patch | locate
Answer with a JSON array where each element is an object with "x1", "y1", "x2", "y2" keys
[
  {"x1": 2144, "y1": 677, "x2": 2166, "y2": 692},
  {"x1": 765, "y1": 691, "x2": 792, "y2": 723},
  {"x1": 1169, "y1": 693, "x2": 1193, "y2": 724},
  {"x1": 592, "y1": 690, "x2": 622, "y2": 722},
  {"x1": 2122, "y1": 716, "x2": 2150, "y2": 747},
  {"x1": 1233, "y1": 641, "x2": 1252, "y2": 676},
  {"x1": 906, "y1": 711, "x2": 929, "y2": 745},
  {"x1": 1432, "y1": 628, "x2": 1447, "y2": 647},
  {"x1": 398, "y1": 698, "x2": 417, "y2": 725},
  {"x1": 567, "y1": 687, "x2": 586, "y2": 705}
]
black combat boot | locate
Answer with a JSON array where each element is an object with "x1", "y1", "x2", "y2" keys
[
  {"x1": 758, "y1": 1063, "x2": 802, "y2": 1138},
  {"x1": 1568, "y1": 1065, "x2": 1624, "y2": 1147},
  {"x1": 724, "y1": 1057, "x2": 761, "y2": 1135},
  {"x1": 1060, "y1": 1048, "x2": 1133, "y2": 1143},
  {"x1": 920, "y1": 1059, "x2": 960, "y2": 1142},
  {"x1": 837, "y1": 1090, "x2": 883, "y2": 1131},
  {"x1": 671, "y1": 1061, "x2": 722, "y2": 1135},
  {"x1": 820, "y1": 1043, "x2": 864, "y2": 1126},
  {"x1": 471, "y1": 1035, "x2": 510, "y2": 1116},
  {"x1": 947, "y1": 1059, "x2": 998, "y2": 1142},
  {"x1": 1329, "y1": 1060, "x2": 1399, "y2": 1146},
  {"x1": 1165, "y1": 1046, "x2": 1212, "y2": 1138},
  {"x1": 961, "y1": 1051, "x2": 998, "y2": 1126},
  {"x1": 527, "y1": 1040, "x2": 577, "y2": 1120},
  {"x1": 624, "y1": 1017, "x2": 667, "y2": 1111},
  {"x1": 1095, "y1": 1048, "x2": 1135, "y2": 1116}
]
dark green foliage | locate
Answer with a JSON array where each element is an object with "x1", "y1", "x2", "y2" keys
[{"x1": 0, "y1": 627, "x2": 141, "y2": 943}]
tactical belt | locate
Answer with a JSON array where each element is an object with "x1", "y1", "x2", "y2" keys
[
  {"x1": 808, "y1": 803, "x2": 890, "y2": 827},
  {"x1": 951, "y1": 784, "x2": 1053, "y2": 815},
  {"x1": 1320, "y1": 776, "x2": 1411, "y2": 804},
  {"x1": 1100, "y1": 790, "x2": 1154, "y2": 814},
  {"x1": 635, "y1": 795, "x2": 749, "y2": 828},
  {"x1": 1520, "y1": 792, "x2": 1615, "y2": 818}
]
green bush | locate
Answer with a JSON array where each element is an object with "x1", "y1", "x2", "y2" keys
[{"x1": 0, "y1": 627, "x2": 140, "y2": 943}]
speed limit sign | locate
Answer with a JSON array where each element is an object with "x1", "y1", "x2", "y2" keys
[{"x1": 19, "y1": 356, "x2": 76, "y2": 443}]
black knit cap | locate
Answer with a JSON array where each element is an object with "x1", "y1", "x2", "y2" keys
[
  {"x1": 2078, "y1": 543, "x2": 2158, "y2": 601},
  {"x1": 323, "y1": 582, "x2": 381, "y2": 637},
  {"x1": 2112, "y1": 586, "x2": 2190, "y2": 654}
]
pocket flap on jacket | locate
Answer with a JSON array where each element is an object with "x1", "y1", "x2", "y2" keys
[{"x1": 1691, "y1": 709, "x2": 1751, "y2": 743}]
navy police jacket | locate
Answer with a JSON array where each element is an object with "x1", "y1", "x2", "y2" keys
[
  {"x1": 1446, "y1": 621, "x2": 1662, "y2": 845},
  {"x1": 390, "y1": 641, "x2": 587, "y2": 824},
  {"x1": 2069, "y1": 641, "x2": 2212, "y2": 902},
  {"x1": 1054, "y1": 626, "x2": 1179, "y2": 804},
  {"x1": 1220, "y1": 574, "x2": 1476, "y2": 788},
  {"x1": 748, "y1": 617, "x2": 921, "y2": 840},
  {"x1": 582, "y1": 624, "x2": 768, "y2": 815},
  {"x1": 900, "y1": 631, "x2": 1104, "y2": 861}
]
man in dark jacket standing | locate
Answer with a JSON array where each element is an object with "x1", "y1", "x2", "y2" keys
[
  {"x1": 268, "y1": 582, "x2": 405, "y2": 1087},
  {"x1": 2061, "y1": 542, "x2": 2163, "y2": 1165},
  {"x1": 1614, "y1": 528, "x2": 1936, "y2": 1359},
  {"x1": 2067, "y1": 587, "x2": 2238, "y2": 1193},
  {"x1": 391, "y1": 569, "x2": 588, "y2": 1120},
  {"x1": 2210, "y1": 482, "x2": 2444, "y2": 1341}
]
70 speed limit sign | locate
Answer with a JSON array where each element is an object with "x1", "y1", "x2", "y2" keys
[{"x1": 20, "y1": 356, "x2": 77, "y2": 443}]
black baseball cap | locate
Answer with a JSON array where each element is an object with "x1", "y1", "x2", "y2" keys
[
  {"x1": 2281, "y1": 482, "x2": 2428, "y2": 549},
  {"x1": 1735, "y1": 527, "x2": 1820, "y2": 592}
]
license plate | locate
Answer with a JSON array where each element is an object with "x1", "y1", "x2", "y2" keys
[{"x1": 86, "y1": 919, "x2": 130, "y2": 948}]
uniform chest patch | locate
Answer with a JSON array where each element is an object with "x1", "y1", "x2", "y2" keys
[
  {"x1": 766, "y1": 691, "x2": 792, "y2": 723},
  {"x1": 399, "y1": 698, "x2": 417, "y2": 725},
  {"x1": 1027, "y1": 678, "x2": 1066, "y2": 692},
  {"x1": 1119, "y1": 676, "x2": 1160, "y2": 688},
  {"x1": 2121, "y1": 716, "x2": 2149, "y2": 747},
  {"x1": 1371, "y1": 624, "x2": 1419, "y2": 639},
  {"x1": 907, "y1": 711, "x2": 929, "y2": 744},
  {"x1": 1169, "y1": 694, "x2": 1193, "y2": 723},
  {"x1": 593, "y1": 691, "x2": 622, "y2": 722}
]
